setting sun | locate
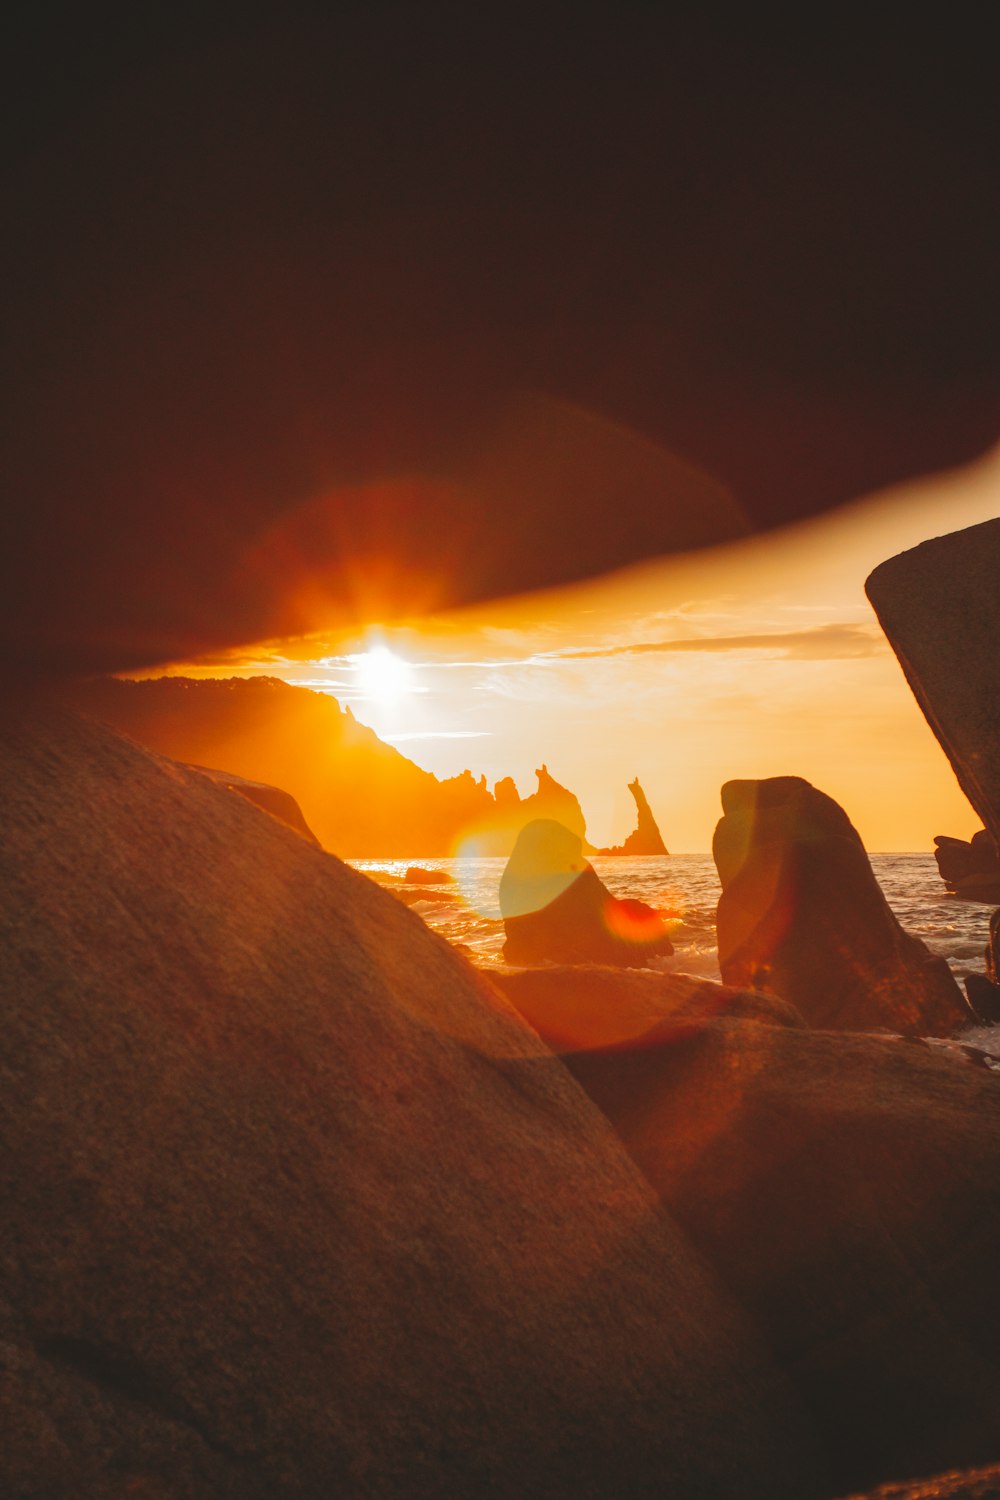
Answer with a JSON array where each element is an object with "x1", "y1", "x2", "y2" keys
[{"x1": 354, "y1": 645, "x2": 414, "y2": 704}]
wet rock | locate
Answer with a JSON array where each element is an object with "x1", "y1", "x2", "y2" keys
[
  {"x1": 500, "y1": 820, "x2": 674, "y2": 968},
  {"x1": 933, "y1": 831, "x2": 1000, "y2": 903},
  {"x1": 0, "y1": 703, "x2": 825, "y2": 1499},
  {"x1": 403, "y1": 866, "x2": 452, "y2": 884},
  {"x1": 557, "y1": 1011, "x2": 1000, "y2": 1496},
  {"x1": 714, "y1": 776, "x2": 970, "y2": 1035}
]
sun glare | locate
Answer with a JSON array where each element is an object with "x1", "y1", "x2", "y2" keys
[{"x1": 355, "y1": 645, "x2": 414, "y2": 703}]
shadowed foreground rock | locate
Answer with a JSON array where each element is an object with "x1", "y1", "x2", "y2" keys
[
  {"x1": 551, "y1": 992, "x2": 1000, "y2": 1496},
  {"x1": 188, "y1": 763, "x2": 320, "y2": 843},
  {"x1": 714, "y1": 777, "x2": 970, "y2": 1034},
  {"x1": 494, "y1": 964, "x2": 803, "y2": 1052},
  {"x1": 0, "y1": 702, "x2": 825, "y2": 1499},
  {"x1": 500, "y1": 820, "x2": 674, "y2": 967}
]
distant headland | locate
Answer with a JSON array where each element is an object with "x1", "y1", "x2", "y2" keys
[{"x1": 60, "y1": 675, "x2": 670, "y2": 860}]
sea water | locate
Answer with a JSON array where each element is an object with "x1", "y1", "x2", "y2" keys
[
  {"x1": 351, "y1": 852, "x2": 993, "y2": 982},
  {"x1": 352, "y1": 852, "x2": 998, "y2": 1052}
]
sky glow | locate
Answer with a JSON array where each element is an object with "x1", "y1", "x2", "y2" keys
[{"x1": 152, "y1": 449, "x2": 999, "y2": 852}]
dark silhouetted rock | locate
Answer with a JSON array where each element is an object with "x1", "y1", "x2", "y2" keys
[
  {"x1": 866, "y1": 519, "x2": 1000, "y2": 847},
  {"x1": 600, "y1": 779, "x2": 669, "y2": 856},
  {"x1": 934, "y1": 830, "x2": 1000, "y2": 903},
  {"x1": 189, "y1": 763, "x2": 319, "y2": 843},
  {"x1": 714, "y1": 777, "x2": 970, "y2": 1035},
  {"x1": 555, "y1": 1005, "x2": 1000, "y2": 1496},
  {"x1": 403, "y1": 866, "x2": 452, "y2": 884},
  {"x1": 0, "y1": 702, "x2": 826, "y2": 1499},
  {"x1": 500, "y1": 820, "x2": 674, "y2": 968}
]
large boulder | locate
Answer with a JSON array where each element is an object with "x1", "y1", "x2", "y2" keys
[
  {"x1": 866, "y1": 519, "x2": 1000, "y2": 847},
  {"x1": 714, "y1": 776, "x2": 970, "y2": 1034},
  {"x1": 500, "y1": 820, "x2": 674, "y2": 967},
  {"x1": 0, "y1": 701, "x2": 826, "y2": 1499},
  {"x1": 553, "y1": 996, "x2": 1000, "y2": 1496},
  {"x1": 494, "y1": 964, "x2": 803, "y2": 1052}
]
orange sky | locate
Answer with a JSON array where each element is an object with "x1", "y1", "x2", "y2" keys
[{"x1": 157, "y1": 449, "x2": 998, "y2": 852}]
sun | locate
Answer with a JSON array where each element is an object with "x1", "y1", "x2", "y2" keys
[{"x1": 354, "y1": 644, "x2": 414, "y2": 704}]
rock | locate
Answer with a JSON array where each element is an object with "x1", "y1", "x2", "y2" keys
[
  {"x1": 494, "y1": 965, "x2": 804, "y2": 1052},
  {"x1": 714, "y1": 776, "x2": 970, "y2": 1035},
  {"x1": 188, "y1": 763, "x2": 320, "y2": 843},
  {"x1": 600, "y1": 779, "x2": 669, "y2": 856},
  {"x1": 0, "y1": 701, "x2": 826, "y2": 1499},
  {"x1": 933, "y1": 831, "x2": 1000, "y2": 903},
  {"x1": 6, "y1": 16, "x2": 997, "y2": 681},
  {"x1": 403, "y1": 866, "x2": 452, "y2": 884},
  {"x1": 60, "y1": 675, "x2": 498, "y2": 857},
  {"x1": 391, "y1": 887, "x2": 458, "y2": 907},
  {"x1": 966, "y1": 909, "x2": 1000, "y2": 1022},
  {"x1": 843, "y1": 1460, "x2": 1000, "y2": 1499},
  {"x1": 988, "y1": 909, "x2": 1000, "y2": 986},
  {"x1": 866, "y1": 519, "x2": 1000, "y2": 847},
  {"x1": 553, "y1": 999, "x2": 1000, "y2": 1495},
  {"x1": 499, "y1": 821, "x2": 674, "y2": 968}
]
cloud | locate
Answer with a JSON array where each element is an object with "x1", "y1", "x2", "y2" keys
[
  {"x1": 381, "y1": 730, "x2": 493, "y2": 742},
  {"x1": 552, "y1": 623, "x2": 885, "y2": 661}
]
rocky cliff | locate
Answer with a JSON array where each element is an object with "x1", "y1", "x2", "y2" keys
[{"x1": 60, "y1": 677, "x2": 599, "y2": 859}]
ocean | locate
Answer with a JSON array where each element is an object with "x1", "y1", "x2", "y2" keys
[{"x1": 352, "y1": 853, "x2": 997, "y2": 1044}]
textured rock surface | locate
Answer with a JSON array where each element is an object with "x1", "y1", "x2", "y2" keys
[
  {"x1": 500, "y1": 820, "x2": 674, "y2": 967},
  {"x1": 866, "y1": 519, "x2": 1000, "y2": 846},
  {"x1": 933, "y1": 831, "x2": 1000, "y2": 903},
  {"x1": 494, "y1": 965, "x2": 803, "y2": 1052},
  {"x1": 714, "y1": 777, "x2": 969, "y2": 1034},
  {"x1": 600, "y1": 779, "x2": 669, "y2": 856},
  {"x1": 188, "y1": 763, "x2": 319, "y2": 843},
  {"x1": 843, "y1": 1460, "x2": 1000, "y2": 1498},
  {"x1": 0, "y1": 701, "x2": 825, "y2": 1499},
  {"x1": 557, "y1": 1008, "x2": 1000, "y2": 1496}
]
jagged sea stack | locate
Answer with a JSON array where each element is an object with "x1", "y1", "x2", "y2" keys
[{"x1": 601, "y1": 779, "x2": 669, "y2": 856}]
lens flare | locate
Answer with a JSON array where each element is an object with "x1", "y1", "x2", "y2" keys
[{"x1": 354, "y1": 645, "x2": 413, "y2": 704}]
